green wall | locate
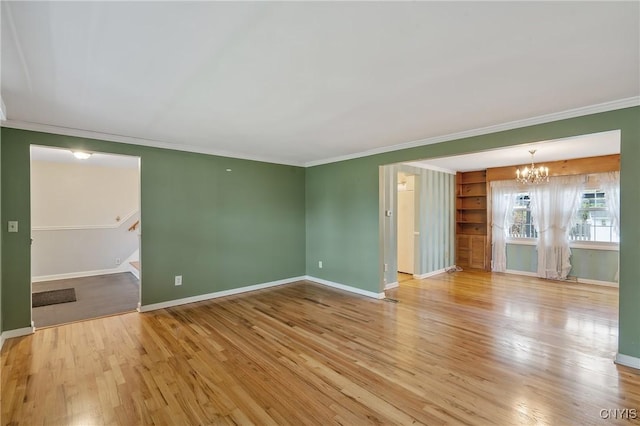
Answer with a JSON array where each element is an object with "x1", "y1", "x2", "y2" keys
[
  {"x1": 1, "y1": 128, "x2": 306, "y2": 330},
  {"x1": 0, "y1": 133, "x2": 3, "y2": 336},
  {"x1": 2, "y1": 106, "x2": 639, "y2": 360},
  {"x1": 506, "y1": 243, "x2": 618, "y2": 283},
  {"x1": 506, "y1": 243, "x2": 538, "y2": 273},
  {"x1": 305, "y1": 106, "x2": 640, "y2": 358}
]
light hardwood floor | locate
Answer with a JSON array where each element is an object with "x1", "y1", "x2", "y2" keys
[{"x1": 2, "y1": 272, "x2": 639, "y2": 425}]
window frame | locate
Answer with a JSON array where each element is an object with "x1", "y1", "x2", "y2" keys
[{"x1": 505, "y1": 188, "x2": 619, "y2": 250}]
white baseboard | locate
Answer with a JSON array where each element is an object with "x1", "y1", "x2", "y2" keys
[
  {"x1": 140, "y1": 276, "x2": 306, "y2": 312},
  {"x1": 384, "y1": 282, "x2": 399, "y2": 290},
  {"x1": 32, "y1": 264, "x2": 132, "y2": 283},
  {"x1": 504, "y1": 269, "x2": 618, "y2": 287},
  {"x1": 505, "y1": 269, "x2": 539, "y2": 277},
  {"x1": 129, "y1": 265, "x2": 140, "y2": 280},
  {"x1": 615, "y1": 353, "x2": 640, "y2": 370},
  {"x1": 304, "y1": 276, "x2": 385, "y2": 299},
  {"x1": 576, "y1": 277, "x2": 618, "y2": 288},
  {"x1": 1, "y1": 325, "x2": 36, "y2": 349},
  {"x1": 413, "y1": 267, "x2": 451, "y2": 280}
]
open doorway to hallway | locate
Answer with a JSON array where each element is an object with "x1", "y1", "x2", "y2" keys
[
  {"x1": 397, "y1": 172, "x2": 415, "y2": 282},
  {"x1": 30, "y1": 146, "x2": 141, "y2": 328}
]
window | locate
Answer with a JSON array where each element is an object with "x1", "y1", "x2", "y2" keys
[
  {"x1": 570, "y1": 190, "x2": 619, "y2": 243},
  {"x1": 509, "y1": 193, "x2": 537, "y2": 238},
  {"x1": 507, "y1": 190, "x2": 618, "y2": 243}
]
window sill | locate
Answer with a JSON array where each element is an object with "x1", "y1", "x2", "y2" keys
[
  {"x1": 506, "y1": 238, "x2": 536, "y2": 246},
  {"x1": 506, "y1": 238, "x2": 619, "y2": 251},
  {"x1": 570, "y1": 242, "x2": 619, "y2": 251}
]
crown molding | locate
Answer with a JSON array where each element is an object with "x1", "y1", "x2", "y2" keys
[
  {"x1": 1, "y1": 97, "x2": 637, "y2": 168},
  {"x1": 0, "y1": 119, "x2": 305, "y2": 167},
  {"x1": 304, "y1": 96, "x2": 640, "y2": 167}
]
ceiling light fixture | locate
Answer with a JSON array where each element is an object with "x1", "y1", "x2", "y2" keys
[
  {"x1": 72, "y1": 151, "x2": 92, "y2": 160},
  {"x1": 516, "y1": 150, "x2": 549, "y2": 185}
]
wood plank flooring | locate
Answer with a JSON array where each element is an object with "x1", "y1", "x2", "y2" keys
[
  {"x1": 32, "y1": 273, "x2": 140, "y2": 328},
  {"x1": 2, "y1": 272, "x2": 639, "y2": 425}
]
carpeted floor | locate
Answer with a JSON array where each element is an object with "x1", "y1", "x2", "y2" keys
[{"x1": 32, "y1": 273, "x2": 139, "y2": 328}]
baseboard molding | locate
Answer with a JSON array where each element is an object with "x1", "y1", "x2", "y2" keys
[
  {"x1": 384, "y1": 282, "x2": 399, "y2": 290},
  {"x1": 505, "y1": 269, "x2": 538, "y2": 278},
  {"x1": 615, "y1": 353, "x2": 640, "y2": 370},
  {"x1": 140, "y1": 276, "x2": 306, "y2": 312},
  {"x1": 576, "y1": 277, "x2": 618, "y2": 288},
  {"x1": 413, "y1": 267, "x2": 451, "y2": 280},
  {"x1": 129, "y1": 265, "x2": 140, "y2": 280},
  {"x1": 504, "y1": 269, "x2": 618, "y2": 287},
  {"x1": 32, "y1": 264, "x2": 132, "y2": 283},
  {"x1": 1, "y1": 325, "x2": 36, "y2": 349},
  {"x1": 304, "y1": 276, "x2": 385, "y2": 299}
]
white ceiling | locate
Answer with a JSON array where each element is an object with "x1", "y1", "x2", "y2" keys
[
  {"x1": 2, "y1": 2, "x2": 639, "y2": 167},
  {"x1": 31, "y1": 145, "x2": 139, "y2": 169},
  {"x1": 404, "y1": 130, "x2": 620, "y2": 173}
]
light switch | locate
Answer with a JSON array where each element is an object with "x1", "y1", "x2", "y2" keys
[{"x1": 8, "y1": 221, "x2": 18, "y2": 233}]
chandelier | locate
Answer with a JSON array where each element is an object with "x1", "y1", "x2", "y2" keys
[{"x1": 516, "y1": 150, "x2": 549, "y2": 184}]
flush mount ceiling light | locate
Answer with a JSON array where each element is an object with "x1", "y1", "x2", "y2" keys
[
  {"x1": 72, "y1": 151, "x2": 92, "y2": 160},
  {"x1": 516, "y1": 150, "x2": 549, "y2": 185}
]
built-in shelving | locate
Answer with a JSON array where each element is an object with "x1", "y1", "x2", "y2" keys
[{"x1": 456, "y1": 170, "x2": 488, "y2": 270}]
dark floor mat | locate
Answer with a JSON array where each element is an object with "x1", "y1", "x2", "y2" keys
[{"x1": 32, "y1": 288, "x2": 77, "y2": 307}]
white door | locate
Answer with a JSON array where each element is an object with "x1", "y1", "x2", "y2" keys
[{"x1": 397, "y1": 182, "x2": 415, "y2": 274}]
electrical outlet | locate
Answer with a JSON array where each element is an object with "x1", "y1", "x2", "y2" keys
[
  {"x1": 115, "y1": 258, "x2": 121, "y2": 265},
  {"x1": 318, "y1": 261, "x2": 323, "y2": 269},
  {"x1": 175, "y1": 275, "x2": 182, "y2": 286},
  {"x1": 8, "y1": 221, "x2": 18, "y2": 233}
]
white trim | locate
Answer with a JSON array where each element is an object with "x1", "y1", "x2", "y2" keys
[
  {"x1": 505, "y1": 269, "x2": 538, "y2": 277},
  {"x1": 576, "y1": 277, "x2": 618, "y2": 288},
  {"x1": 1, "y1": 119, "x2": 303, "y2": 167},
  {"x1": 615, "y1": 353, "x2": 640, "y2": 370},
  {"x1": 402, "y1": 162, "x2": 457, "y2": 175},
  {"x1": 305, "y1": 275, "x2": 385, "y2": 299},
  {"x1": 413, "y1": 267, "x2": 449, "y2": 279},
  {"x1": 32, "y1": 263, "x2": 133, "y2": 283},
  {"x1": 384, "y1": 282, "x2": 399, "y2": 290},
  {"x1": 507, "y1": 239, "x2": 620, "y2": 251},
  {"x1": 504, "y1": 269, "x2": 618, "y2": 287},
  {"x1": 506, "y1": 238, "x2": 537, "y2": 246},
  {"x1": 2, "y1": 97, "x2": 637, "y2": 169},
  {"x1": 129, "y1": 264, "x2": 140, "y2": 280},
  {"x1": 570, "y1": 242, "x2": 619, "y2": 251},
  {"x1": 305, "y1": 97, "x2": 640, "y2": 167},
  {"x1": 1, "y1": 326, "x2": 35, "y2": 345},
  {"x1": 32, "y1": 210, "x2": 138, "y2": 231},
  {"x1": 140, "y1": 276, "x2": 306, "y2": 312}
]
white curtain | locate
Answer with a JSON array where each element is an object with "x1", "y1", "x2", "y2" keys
[
  {"x1": 530, "y1": 175, "x2": 585, "y2": 280},
  {"x1": 599, "y1": 171, "x2": 620, "y2": 280},
  {"x1": 490, "y1": 181, "x2": 518, "y2": 272}
]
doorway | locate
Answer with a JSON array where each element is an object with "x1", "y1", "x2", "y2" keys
[
  {"x1": 30, "y1": 146, "x2": 141, "y2": 327},
  {"x1": 397, "y1": 172, "x2": 415, "y2": 278}
]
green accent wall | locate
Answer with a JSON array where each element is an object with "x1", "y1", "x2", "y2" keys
[
  {"x1": 506, "y1": 243, "x2": 538, "y2": 273},
  {"x1": 506, "y1": 243, "x2": 618, "y2": 283},
  {"x1": 305, "y1": 106, "x2": 640, "y2": 358},
  {"x1": 1, "y1": 128, "x2": 306, "y2": 330},
  {"x1": 0, "y1": 132, "x2": 3, "y2": 335},
  {"x1": 570, "y1": 248, "x2": 619, "y2": 282},
  {"x1": 2, "y1": 106, "x2": 639, "y2": 360}
]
